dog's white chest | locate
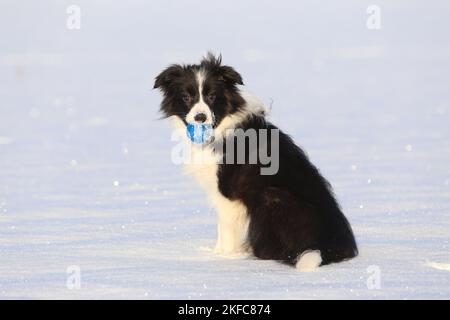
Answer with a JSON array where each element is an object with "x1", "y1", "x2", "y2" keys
[{"x1": 184, "y1": 146, "x2": 220, "y2": 195}]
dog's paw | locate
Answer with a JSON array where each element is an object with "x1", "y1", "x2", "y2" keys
[
  {"x1": 217, "y1": 251, "x2": 251, "y2": 259},
  {"x1": 213, "y1": 245, "x2": 251, "y2": 259},
  {"x1": 213, "y1": 245, "x2": 224, "y2": 255}
]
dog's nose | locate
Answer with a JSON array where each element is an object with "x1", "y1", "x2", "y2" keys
[{"x1": 194, "y1": 113, "x2": 207, "y2": 123}]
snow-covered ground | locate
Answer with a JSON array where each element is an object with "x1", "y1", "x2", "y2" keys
[{"x1": 1, "y1": 1, "x2": 449, "y2": 299}]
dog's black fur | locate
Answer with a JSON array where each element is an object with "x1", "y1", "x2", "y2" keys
[
  {"x1": 154, "y1": 54, "x2": 358, "y2": 267},
  {"x1": 220, "y1": 116, "x2": 358, "y2": 265}
]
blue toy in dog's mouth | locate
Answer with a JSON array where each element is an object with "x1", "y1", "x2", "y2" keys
[{"x1": 187, "y1": 123, "x2": 214, "y2": 144}]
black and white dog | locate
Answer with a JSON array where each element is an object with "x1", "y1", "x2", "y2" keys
[{"x1": 154, "y1": 53, "x2": 357, "y2": 271}]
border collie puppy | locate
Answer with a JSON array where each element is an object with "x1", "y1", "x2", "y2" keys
[{"x1": 154, "y1": 53, "x2": 358, "y2": 271}]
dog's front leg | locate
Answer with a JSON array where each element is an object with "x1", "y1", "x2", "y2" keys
[{"x1": 213, "y1": 198, "x2": 250, "y2": 256}]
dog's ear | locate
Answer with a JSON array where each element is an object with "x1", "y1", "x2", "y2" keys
[
  {"x1": 201, "y1": 53, "x2": 244, "y2": 86},
  {"x1": 217, "y1": 65, "x2": 244, "y2": 86},
  {"x1": 154, "y1": 64, "x2": 183, "y2": 91}
]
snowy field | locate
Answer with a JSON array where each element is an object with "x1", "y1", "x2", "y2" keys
[{"x1": 1, "y1": 1, "x2": 449, "y2": 299}]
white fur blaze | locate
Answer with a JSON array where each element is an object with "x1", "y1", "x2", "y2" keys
[
  {"x1": 296, "y1": 250, "x2": 322, "y2": 272},
  {"x1": 185, "y1": 70, "x2": 215, "y2": 125}
]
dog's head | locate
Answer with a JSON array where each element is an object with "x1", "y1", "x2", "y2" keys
[{"x1": 154, "y1": 53, "x2": 246, "y2": 129}]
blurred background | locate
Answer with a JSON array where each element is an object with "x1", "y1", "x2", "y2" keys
[{"x1": 0, "y1": 0, "x2": 449, "y2": 299}]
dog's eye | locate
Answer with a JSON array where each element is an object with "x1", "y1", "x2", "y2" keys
[
  {"x1": 206, "y1": 94, "x2": 216, "y2": 104},
  {"x1": 182, "y1": 94, "x2": 192, "y2": 103}
]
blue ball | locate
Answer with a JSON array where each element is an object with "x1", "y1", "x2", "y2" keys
[{"x1": 186, "y1": 123, "x2": 213, "y2": 144}]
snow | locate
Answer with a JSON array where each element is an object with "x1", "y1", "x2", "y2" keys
[{"x1": 1, "y1": 0, "x2": 449, "y2": 299}]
